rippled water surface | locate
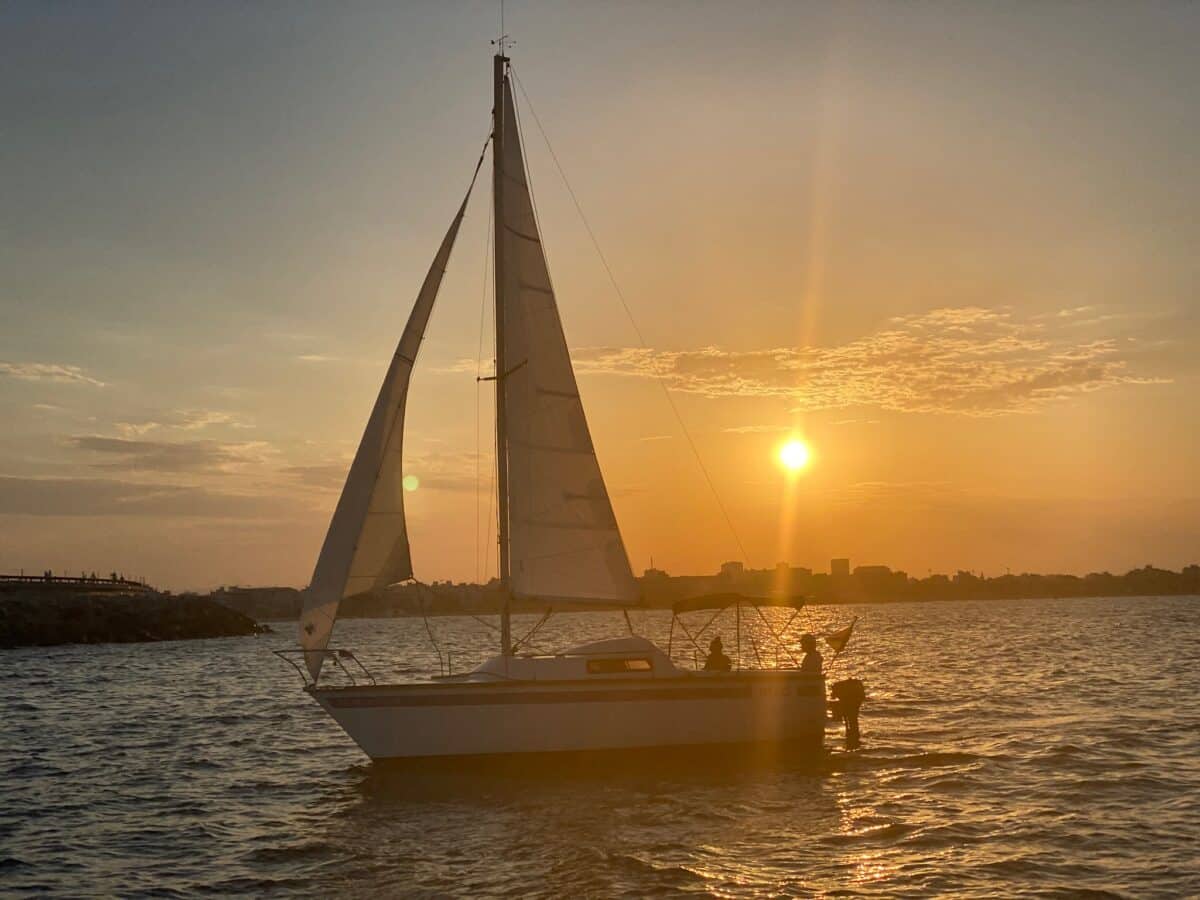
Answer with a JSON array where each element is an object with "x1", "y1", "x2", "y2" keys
[{"x1": 3, "y1": 597, "x2": 1199, "y2": 897}]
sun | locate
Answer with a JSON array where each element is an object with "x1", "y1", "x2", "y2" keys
[
  {"x1": 402, "y1": 474, "x2": 420, "y2": 492},
  {"x1": 778, "y1": 439, "x2": 812, "y2": 472}
]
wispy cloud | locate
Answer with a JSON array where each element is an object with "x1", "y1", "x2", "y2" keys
[
  {"x1": 281, "y1": 463, "x2": 348, "y2": 491},
  {"x1": 1032, "y1": 305, "x2": 1095, "y2": 321},
  {"x1": 721, "y1": 424, "x2": 790, "y2": 434},
  {"x1": 297, "y1": 353, "x2": 339, "y2": 363},
  {"x1": 825, "y1": 480, "x2": 960, "y2": 507},
  {"x1": 69, "y1": 436, "x2": 273, "y2": 474},
  {"x1": 177, "y1": 409, "x2": 252, "y2": 430},
  {"x1": 405, "y1": 450, "x2": 487, "y2": 494},
  {"x1": 571, "y1": 307, "x2": 1167, "y2": 416},
  {"x1": 113, "y1": 409, "x2": 253, "y2": 438},
  {"x1": 114, "y1": 422, "x2": 160, "y2": 438},
  {"x1": 0, "y1": 475, "x2": 301, "y2": 518},
  {"x1": 0, "y1": 362, "x2": 104, "y2": 386},
  {"x1": 283, "y1": 451, "x2": 485, "y2": 495}
]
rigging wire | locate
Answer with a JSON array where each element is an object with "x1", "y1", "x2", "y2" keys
[
  {"x1": 483, "y1": 440, "x2": 497, "y2": 581},
  {"x1": 470, "y1": 613, "x2": 500, "y2": 633},
  {"x1": 412, "y1": 135, "x2": 493, "y2": 674},
  {"x1": 416, "y1": 586, "x2": 446, "y2": 675},
  {"x1": 511, "y1": 606, "x2": 554, "y2": 653},
  {"x1": 509, "y1": 68, "x2": 753, "y2": 566}
]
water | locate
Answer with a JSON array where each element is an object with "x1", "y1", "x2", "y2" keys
[{"x1": 3, "y1": 597, "x2": 1198, "y2": 897}]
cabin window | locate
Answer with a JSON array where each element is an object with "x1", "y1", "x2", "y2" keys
[{"x1": 587, "y1": 657, "x2": 653, "y2": 674}]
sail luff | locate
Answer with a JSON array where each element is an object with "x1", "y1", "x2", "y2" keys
[{"x1": 298, "y1": 176, "x2": 478, "y2": 681}]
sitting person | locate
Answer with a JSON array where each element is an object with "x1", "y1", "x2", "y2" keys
[
  {"x1": 799, "y1": 633, "x2": 824, "y2": 673},
  {"x1": 703, "y1": 635, "x2": 732, "y2": 672}
]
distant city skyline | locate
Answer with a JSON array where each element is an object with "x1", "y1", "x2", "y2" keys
[
  {"x1": 2, "y1": 2, "x2": 1198, "y2": 591},
  {"x1": 200, "y1": 559, "x2": 1200, "y2": 624},
  {"x1": 7, "y1": 554, "x2": 1196, "y2": 599}
]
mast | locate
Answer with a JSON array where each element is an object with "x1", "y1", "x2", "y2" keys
[{"x1": 493, "y1": 51, "x2": 512, "y2": 657}]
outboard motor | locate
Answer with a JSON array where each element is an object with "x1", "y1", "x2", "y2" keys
[{"x1": 829, "y1": 678, "x2": 866, "y2": 750}]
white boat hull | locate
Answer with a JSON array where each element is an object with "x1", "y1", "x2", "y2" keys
[{"x1": 310, "y1": 670, "x2": 826, "y2": 761}]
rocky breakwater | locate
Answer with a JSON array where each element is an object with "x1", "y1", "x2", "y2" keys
[{"x1": 0, "y1": 589, "x2": 268, "y2": 649}]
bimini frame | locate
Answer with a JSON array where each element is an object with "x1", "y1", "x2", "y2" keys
[{"x1": 667, "y1": 593, "x2": 809, "y2": 670}]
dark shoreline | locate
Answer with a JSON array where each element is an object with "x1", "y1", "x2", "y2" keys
[
  {"x1": 2, "y1": 589, "x2": 1193, "y2": 648},
  {"x1": 5, "y1": 566, "x2": 1193, "y2": 647},
  {"x1": 0, "y1": 590, "x2": 268, "y2": 649}
]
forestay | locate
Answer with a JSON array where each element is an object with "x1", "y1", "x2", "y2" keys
[
  {"x1": 496, "y1": 79, "x2": 639, "y2": 606},
  {"x1": 299, "y1": 180, "x2": 477, "y2": 681}
]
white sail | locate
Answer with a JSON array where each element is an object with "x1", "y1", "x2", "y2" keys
[
  {"x1": 496, "y1": 79, "x2": 640, "y2": 606},
  {"x1": 299, "y1": 186, "x2": 475, "y2": 680}
]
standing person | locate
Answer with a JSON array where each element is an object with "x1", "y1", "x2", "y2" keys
[
  {"x1": 830, "y1": 679, "x2": 865, "y2": 750},
  {"x1": 799, "y1": 633, "x2": 823, "y2": 673}
]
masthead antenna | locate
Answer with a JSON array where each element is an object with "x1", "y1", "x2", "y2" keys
[
  {"x1": 492, "y1": 0, "x2": 513, "y2": 56},
  {"x1": 491, "y1": 34, "x2": 514, "y2": 56}
]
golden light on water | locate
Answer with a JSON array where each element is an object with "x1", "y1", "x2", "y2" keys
[
  {"x1": 402, "y1": 475, "x2": 420, "y2": 492},
  {"x1": 778, "y1": 439, "x2": 813, "y2": 472}
]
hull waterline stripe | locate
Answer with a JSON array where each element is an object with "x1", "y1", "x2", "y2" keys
[{"x1": 322, "y1": 683, "x2": 823, "y2": 709}]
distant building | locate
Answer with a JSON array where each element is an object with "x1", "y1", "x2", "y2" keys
[
  {"x1": 853, "y1": 564, "x2": 908, "y2": 596},
  {"x1": 213, "y1": 585, "x2": 301, "y2": 619},
  {"x1": 774, "y1": 562, "x2": 812, "y2": 577},
  {"x1": 766, "y1": 562, "x2": 812, "y2": 597},
  {"x1": 854, "y1": 565, "x2": 891, "y2": 576},
  {"x1": 720, "y1": 561, "x2": 745, "y2": 581},
  {"x1": 831, "y1": 558, "x2": 850, "y2": 578}
]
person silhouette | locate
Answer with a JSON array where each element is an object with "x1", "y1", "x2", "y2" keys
[
  {"x1": 799, "y1": 633, "x2": 823, "y2": 673},
  {"x1": 703, "y1": 635, "x2": 732, "y2": 672},
  {"x1": 830, "y1": 678, "x2": 865, "y2": 750}
]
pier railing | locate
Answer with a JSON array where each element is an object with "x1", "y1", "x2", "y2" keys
[{"x1": 0, "y1": 573, "x2": 153, "y2": 593}]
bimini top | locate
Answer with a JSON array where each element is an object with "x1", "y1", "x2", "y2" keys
[{"x1": 671, "y1": 593, "x2": 807, "y2": 614}]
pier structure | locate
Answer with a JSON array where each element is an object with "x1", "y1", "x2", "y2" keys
[{"x1": 0, "y1": 571, "x2": 153, "y2": 594}]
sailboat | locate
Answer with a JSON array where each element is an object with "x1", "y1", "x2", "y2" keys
[{"x1": 284, "y1": 52, "x2": 827, "y2": 761}]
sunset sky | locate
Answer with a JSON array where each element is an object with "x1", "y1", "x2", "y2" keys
[{"x1": 2, "y1": 2, "x2": 1197, "y2": 591}]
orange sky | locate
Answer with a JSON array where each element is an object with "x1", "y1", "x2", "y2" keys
[{"x1": 1, "y1": 3, "x2": 1197, "y2": 590}]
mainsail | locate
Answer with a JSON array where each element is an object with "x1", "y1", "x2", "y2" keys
[
  {"x1": 299, "y1": 177, "x2": 478, "y2": 680},
  {"x1": 495, "y1": 74, "x2": 639, "y2": 606}
]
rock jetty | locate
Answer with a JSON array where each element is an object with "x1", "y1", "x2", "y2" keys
[{"x1": 0, "y1": 589, "x2": 268, "y2": 649}]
